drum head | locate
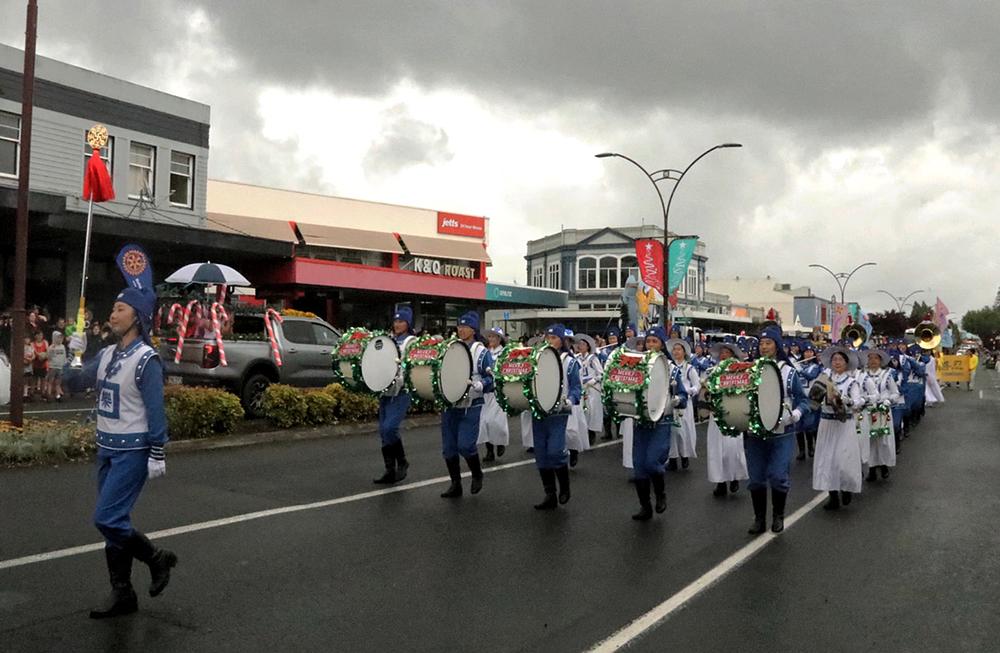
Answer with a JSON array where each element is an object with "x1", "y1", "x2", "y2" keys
[
  {"x1": 644, "y1": 354, "x2": 670, "y2": 421},
  {"x1": 755, "y1": 362, "x2": 784, "y2": 432},
  {"x1": 438, "y1": 341, "x2": 473, "y2": 405},
  {"x1": 532, "y1": 347, "x2": 564, "y2": 414},
  {"x1": 361, "y1": 335, "x2": 400, "y2": 393}
]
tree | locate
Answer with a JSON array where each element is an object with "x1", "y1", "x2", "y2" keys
[
  {"x1": 868, "y1": 310, "x2": 909, "y2": 337},
  {"x1": 962, "y1": 306, "x2": 1000, "y2": 343},
  {"x1": 909, "y1": 301, "x2": 933, "y2": 326}
]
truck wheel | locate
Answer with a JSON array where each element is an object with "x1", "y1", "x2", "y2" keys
[{"x1": 242, "y1": 373, "x2": 272, "y2": 418}]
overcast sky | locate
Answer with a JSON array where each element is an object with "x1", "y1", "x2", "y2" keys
[{"x1": 2, "y1": 1, "x2": 997, "y2": 319}]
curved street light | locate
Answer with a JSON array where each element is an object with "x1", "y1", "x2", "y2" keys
[
  {"x1": 808, "y1": 262, "x2": 877, "y2": 304},
  {"x1": 596, "y1": 143, "x2": 742, "y2": 327},
  {"x1": 877, "y1": 289, "x2": 924, "y2": 313}
]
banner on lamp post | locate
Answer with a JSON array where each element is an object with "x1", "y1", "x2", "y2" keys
[
  {"x1": 934, "y1": 297, "x2": 950, "y2": 333},
  {"x1": 634, "y1": 238, "x2": 664, "y2": 296},
  {"x1": 667, "y1": 237, "x2": 698, "y2": 295}
]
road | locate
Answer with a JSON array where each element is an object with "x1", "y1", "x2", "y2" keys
[
  {"x1": 0, "y1": 396, "x2": 95, "y2": 421},
  {"x1": 1, "y1": 371, "x2": 997, "y2": 652}
]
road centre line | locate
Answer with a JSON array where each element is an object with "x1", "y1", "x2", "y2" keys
[
  {"x1": 0, "y1": 440, "x2": 619, "y2": 571},
  {"x1": 587, "y1": 491, "x2": 829, "y2": 653}
]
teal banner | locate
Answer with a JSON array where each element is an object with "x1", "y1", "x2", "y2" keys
[{"x1": 667, "y1": 238, "x2": 698, "y2": 294}]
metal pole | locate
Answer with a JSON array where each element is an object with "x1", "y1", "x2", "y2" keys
[
  {"x1": 70, "y1": 196, "x2": 96, "y2": 366},
  {"x1": 8, "y1": 0, "x2": 38, "y2": 427}
]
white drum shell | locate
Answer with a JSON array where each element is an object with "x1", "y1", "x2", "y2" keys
[
  {"x1": 360, "y1": 335, "x2": 401, "y2": 393},
  {"x1": 608, "y1": 352, "x2": 670, "y2": 422},
  {"x1": 438, "y1": 341, "x2": 473, "y2": 405}
]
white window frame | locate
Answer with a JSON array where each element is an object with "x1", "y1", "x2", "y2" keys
[
  {"x1": 531, "y1": 265, "x2": 544, "y2": 287},
  {"x1": 169, "y1": 151, "x2": 195, "y2": 208},
  {"x1": 83, "y1": 132, "x2": 114, "y2": 178},
  {"x1": 687, "y1": 268, "x2": 698, "y2": 298},
  {"x1": 598, "y1": 255, "x2": 619, "y2": 289},
  {"x1": 547, "y1": 261, "x2": 561, "y2": 289},
  {"x1": 0, "y1": 110, "x2": 20, "y2": 178},
  {"x1": 620, "y1": 254, "x2": 638, "y2": 288},
  {"x1": 577, "y1": 256, "x2": 598, "y2": 290},
  {"x1": 129, "y1": 141, "x2": 156, "y2": 200}
]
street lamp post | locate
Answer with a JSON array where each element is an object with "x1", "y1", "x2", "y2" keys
[
  {"x1": 877, "y1": 289, "x2": 924, "y2": 313},
  {"x1": 808, "y1": 262, "x2": 877, "y2": 304},
  {"x1": 596, "y1": 143, "x2": 742, "y2": 328}
]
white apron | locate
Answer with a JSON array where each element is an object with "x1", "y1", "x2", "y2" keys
[
  {"x1": 924, "y1": 357, "x2": 945, "y2": 404},
  {"x1": 621, "y1": 418, "x2": 634, "y2": 469},
  {"x1": 669, "y1": 363, "x2": 699, "y2": 459},
  {"x1": 520, "y1": 410, "x2": 534, "y2": 449},
  {"x1": 706, "y1": 417, "x2": 749, "y2": 483},
  {"x1": 578, "y1": 353, "x2": 605, "y2": 432},
  {"x1": 867, "y1": 369, "x2": 898, "y2": 468},
  {"x1": 477, "y1": 346, "x2": 510, "y2": 447},
  {"x1": 812, "y1": 373, "x2": 864, "y2": 493}
]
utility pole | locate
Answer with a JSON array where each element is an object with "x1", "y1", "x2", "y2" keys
[{"x1": 8, "y1": 0, "x2": 38, "y2": 427}]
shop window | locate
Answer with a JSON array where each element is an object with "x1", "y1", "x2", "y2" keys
[
  {"x1": 0, "y1": 110, "x2": 19, "y2": 177},
  {"x1": 599, "y1": 256, "x2": 619, "y2": 289},
  {"x1": 547, "y1": 262, "x2": 561, "y2": 289},
  {"x1": 83, "y1": 131, "x2": 114, "y2": 176},
  {"x1": 578, "y1": 256, "x2": 597, "y2": 289},
  {"x1": 128, "y1": 142, "x2": 155, "y2": 200},
  {"x1": 170, "y1": 151, "x2": 194, "y2": 208},
  {"x1": 531, "y1": 265, "x2": 544, "y2": 287},
  {"x1": 620, "y1": 255, "x2": 638, "y2": 287}
]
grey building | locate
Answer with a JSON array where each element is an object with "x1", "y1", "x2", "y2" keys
[
  {"x1": 499, "y1": 225, "x2": 759, "y2": 337},
  {"x1": 1, "y1": 44, "x2": 285, "y2": 322}
]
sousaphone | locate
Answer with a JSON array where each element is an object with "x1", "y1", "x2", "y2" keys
[
  {"x1": 840, "y1": 323, "x2": 868, "y2": 348},
  {"x1": 914, "y1": 321, "x2": 941, "y2": 350}
]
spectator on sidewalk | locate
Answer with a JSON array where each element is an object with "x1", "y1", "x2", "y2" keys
[
  {"x1": 84, "y1": 322, "x2": 104, "y2": 362},
  {"x1": 31, "y1": 330, "x2": 49, "y2": 401},
  {"x1": 47, "y1": 331, "x2": 67, "y2": 402},
  {"x1": 23, "y1": 336, "x2": 35, "y2": 400},
  {"x1": 968, "y1": 348, "x2": 979, "y2": 391}
]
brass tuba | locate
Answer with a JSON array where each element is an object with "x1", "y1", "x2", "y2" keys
[
  {"x1": 840, "y1": 323, "x2": 868, "y2": 348},
  {"x1": 914, "y1": 321, "x2": 941, "y2": 350}
]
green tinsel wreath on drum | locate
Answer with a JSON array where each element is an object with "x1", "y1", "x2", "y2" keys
[
  {"x1": 601, "y1": 347, "x2": 655, "y2": 426},
  {"x1": 704, "y1": 357, "x2": 775, "y2": 437},
  {"x1": 331, "y1": 327, "x2": 377, "y2": 392},
  {"x1": 402, "y1": 334, "x2": 454, "y2": 409},
  {"x1": 494, "y1": 343, "x2": 548, "y2": 420},
  {"x1": 867, "y1": 404, "x2": 892, "y2": 438}
]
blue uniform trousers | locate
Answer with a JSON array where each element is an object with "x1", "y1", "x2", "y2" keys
[
  {"x1": 441, "y1": 402, "x2": 482, "y2": 459},
  {"x1": 531, "y1": 413, "x2": 569, "y2": 469},
  {"x1": 94, "y1": 447, "x2": 148, "y2": 549},
  {"x1": 892, "y1": 405, "x2": 905, "y2": 433},
  {"x1": 378, "y1": 393, "x2": 410, "y2": 446},
  {"x1": 744, "y1": 433, "x2": 795, "y2": 492},
  {"x1": 632, "y1": 419, "x2": 671, "y2": 480}
]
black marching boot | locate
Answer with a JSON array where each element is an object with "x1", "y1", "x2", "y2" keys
[
  {"x1": 651, "y1": 473, "x2": 667, "y2": 514},
  {"x1": 440, "y1": 456, "x2": 463, "y2": 498},
  {"x1": 632, "y1": 479, "x2": 653, "y2": 521},
  {"x1": 771, "y1": 490, "x2": 787, "y2": 533},
  {"x1": 796, "y1": 432, "x2": 806, "y2": 460},
  {"x1": 394, "y1": 440, "x2": 409, "y2": 481},
  {"x1": 881, "y1": 465, "x2": 890, "y2": 479},
  {"x1": 841, "y1": 491, "x2": 853, "y2": 506},
  {"x1": 534, "y1": 469, "x2": 558, "y2": 510},
  {"x1": 483, "y1": 443, "x2": 496, "y2": 463},
  {"x1": 589, "y1": 430, "x2": 598, "y2": 447},
  {"x1": 666, "y1": 458, "x2": 678, "y2": 471},
  {"x1": 126, "y1": 531, "x2": 177, "y2": 598},
  {"x1": 748, "y1": 489, "x2": 768, "y2": 535},
  {"x1": 89, "y1": 546, "x2": 138, "y2": 619},
  {"x1": 681, "y1": 456, "x2": 690, "y2": 470},
  {"x1": 466, "y1": 454, "x2": 484, "y2": 494},
  {"x1": 496, "y1": 445, "x2": 506, "y2": 458},
  {"x1": 807, "y1": 431, "x2": 816, "y2": 458},
  {"x1": 895, "y1": 431, "x2": 901, "y2": 455},
  {"x1": 823, "y1": 491, "x2": 841, "y2": 510},
  {"x1": 373, "y1": 445, "x2": 398, "y2": 484},
  {"x1": 729, "y1": 480, "x2": 740, "y2": 493},
  {"x1": 713, "y1": 482, "x2": 728, "y2": 497},
  {"x1": 555, "y1": 465, "x2": 571, "y2": 505},
  {"x1": 569, "y1": 449, "x2": 579, "y2": 468},
  {"x1": 866, "y1": 467, "x2": 878, "y2": 482}
]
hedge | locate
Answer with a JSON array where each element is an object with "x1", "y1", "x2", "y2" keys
[
  {"x1": 164, "y1": 385, "x2": 245, "y2": 440},
  {"x1": 260, "y1": 383, "x2": 379, "y2": 428}
]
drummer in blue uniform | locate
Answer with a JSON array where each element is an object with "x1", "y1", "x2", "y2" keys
[
  {"x1": 532, "y1": 323, "x2": 582, "y2": 510},
  {"x1": 796, "y1": 341, "x2": 823, "y2": 460},
  {"x1": 439, "y1": 311, "x2": 492, "y2": 499},
  {"x1": 373, "y1": 306, "x2": 414, "y2": 485},
  {"x1": 904, "y1": 343, "x2": 927, "y2": 428},
  {"x1": 600, "y1": 326, "x2": 623, "y2": 440},
  {"x1": 628, "y1": 325, "x2": 686, "y2": 520},
  {"x1": 745, "y1": 325, "x2": 810, "y2": 535}
]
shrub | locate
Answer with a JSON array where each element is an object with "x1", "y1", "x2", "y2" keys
[
  {"x1": 322, "y1": 383, "x2": 379, "y2": 422},
  {"x1": 164, "y1": 385, "x2": 244, "y2": 440},
  {"x1": 304, "y1": 390, "x2": 338, "y2": 425},
  {"x1": 0, "y1": 420, "x2": 94, "y2": 465},
  {"x1": 261, "y1": 383, "x2": 309, "y2": 428}
]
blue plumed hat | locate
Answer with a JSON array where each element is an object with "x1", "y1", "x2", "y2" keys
[
  {"x1": 545, "y1": 323, "x2": 568, "y2": 340},
  {"x1": 646, "y1": 325, "x2": 667, "y2": 344},
  {"x1": 758, "y1": 325, "x2": 787, "y2": 360},
  {"x1": 116, "y1": 287, "x2": 156, "y2": 345},
  {"x1": 458, "y1": 311, "x2": 480, "y2": 331},
  {"x1": 393, "y1": 305, "x2": 413, "y2": 326}
]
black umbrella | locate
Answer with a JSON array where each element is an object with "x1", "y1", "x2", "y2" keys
[{"x1": 165, "y1": 262, "x2": 250, "y2": 286}]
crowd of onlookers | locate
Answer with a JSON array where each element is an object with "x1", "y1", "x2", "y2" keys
[{"x1": 0, "y1": 306, "x2": 116, "y2": 402}]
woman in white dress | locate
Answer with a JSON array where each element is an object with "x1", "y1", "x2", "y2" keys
[
  {"x1": 619, "y1": 336, "x2": 644, "y2": 475},
  {"x1": 813, "y1": 345, "x2": 864, "y2": 510},
  {"x1": 860, "y1": 349, "x2": 898, "y2": 482},
  {"x1": 923, "y1": 351, "x2": 945, "y2": 406},
  {"x1": 666, "y1": 337, "x2": 699, "y2": 470},
  {"x1": 478, "y1": 327, "x2": 510, "y2": 462},
  {"x1": 575, "y1": 334, "x2": 605, "y2": 447},
  {"x1": 705, "y1": 340, "x2": 750, "y2": 497}
]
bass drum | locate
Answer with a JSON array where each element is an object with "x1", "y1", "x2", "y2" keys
[
  {"x1": 603, "y1": 350, "x2": 670, "y2": 423},
  {"x1": 361, "y1": 335, "x2": 401, "y2": 394},
  {"x1": 496, "y1": 344, "x2": 564, "y2": 416},
  {"x1": 437, "y1": 340, "x2": 474, "y2": 406},
  {"x1": 708, "y1": 359, "x2": 784, "y2": 434},
  {"x1": 405, "y1": 336, "x2": 473, "y2": 408}
]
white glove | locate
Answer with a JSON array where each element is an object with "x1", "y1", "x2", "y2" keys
[
  {"x1": 147, "y1": 458, "x2": 166, "y2": 480},
  {"x1": 469, "y1": 380, "x2": 483, "y2": 393},
  {"x1": 671, "y1": 396, "x2": 682, "y2": 408},
  {"x1": 791, "y1": 409, "x2": 802, "y2": 424}
]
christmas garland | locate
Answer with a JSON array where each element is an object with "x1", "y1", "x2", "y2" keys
[
  {"x1": 866, "y1": 404, "x2": 892, "y2": 438},
  {"x1": 704, "y1": 357, "x2": 776, "y2": 437},
  {"x1": 601, "y1": 347, "x2": 656, "y2": 426},
  {"x1": 403, "y1": 334, "x2": 465, "y2": 409},
  {"x1": 331, "y1": 327, "x2": 374, "y2": 391},
  {"x1": 494, "y1": 343, "x2": 559, "y2": 420}
]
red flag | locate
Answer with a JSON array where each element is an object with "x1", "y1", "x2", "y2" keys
[
  {"x1": 83, "y1": 148, "x2": 115, "y2": 202},
  {"x1": 934, "y1": 297, "x2": 950, "y2": 332},
  {"x1": 634, "y1": 238, "x2": 664, "y2": 295},
  {"x1": 667, "y1": 289, "x2": 679, "y2": 308}
]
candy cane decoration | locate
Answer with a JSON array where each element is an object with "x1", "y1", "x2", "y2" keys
[
  {"x1": 211, "y1": 302, "x2": 229, "y2": 367},
  {"x1": 174, "y1": 299, "x2": 202, "y2": 364},
  {"x1": 265, "y1": 308, "x2": 284, "y2": 367},
  {"x1": 165, "y1": 303, "x2": 184, "y2": 325}
]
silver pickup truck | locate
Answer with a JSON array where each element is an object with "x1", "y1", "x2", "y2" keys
[{"x1": 159, "y1": 314, "x2": 341, "y2": 416}]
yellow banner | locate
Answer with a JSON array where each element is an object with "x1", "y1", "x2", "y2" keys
[{"x1": 938, "y1": 355, "x2": 971, "y2": 383}]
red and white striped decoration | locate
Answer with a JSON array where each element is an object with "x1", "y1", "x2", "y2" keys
[
  {"x1": 265, "y1": 308, "x2": 284, "y2": 367},
  {"x1": 174, "y1": 299, "x2": 203, "y2": 364},
  {"x1": 210, "y1": 302, "x2": 229, "y2": 367}
]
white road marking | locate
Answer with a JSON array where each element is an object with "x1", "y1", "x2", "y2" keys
[
  {"x1": 980, "y1": 390, "x2": 984, "y2": 400},
  {"x1": 0, "y1": 440, "x2": 619, "y2": 571},
  {"x1": 587, "y1": 491, "x2": 829, "y2": 653},
  {"x1": 0, "y1": 407, "x2": 92, "y2": 416}
]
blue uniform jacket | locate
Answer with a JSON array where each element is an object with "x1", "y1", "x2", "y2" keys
[
  {"x1": 670, "y1": 365, "x2": 690, "y2": 410},
  {"x1": 564, "y1": 354, "x2": 583, "y2": 406},
  {"x1": 774, "y1": 361, "x2": 810, "y2": 437}
]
